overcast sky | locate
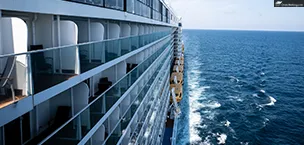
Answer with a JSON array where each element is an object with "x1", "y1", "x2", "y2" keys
[{"x1": 169, "y1": 0, "x2": 304, "y2": 31}]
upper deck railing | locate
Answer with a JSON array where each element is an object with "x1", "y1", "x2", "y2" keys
[{"x1": 65, "y1": 0, "x2": 178, "y2": 24}]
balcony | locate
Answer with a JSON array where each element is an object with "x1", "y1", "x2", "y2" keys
[
  {"x1": 0, "y1": 31, "x2": 171, "y2": 110},
  {"x1": 37, "y1": 40, "x2": 171, "y2": 144}
]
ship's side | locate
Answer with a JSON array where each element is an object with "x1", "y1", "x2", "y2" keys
[{"x1": 0, "y1": 0, "x2": 182, "y2": 144}]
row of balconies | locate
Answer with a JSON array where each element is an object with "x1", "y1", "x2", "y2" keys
[
  {"x1": 126, "y1": 50, "x2": 171, "y2": 145},
  {"x1": 36, "y1": 39, "x2": 172, "y2": 145},
  {"x1": 0, "y1": 31, "x2": 173, "y2": 145}
]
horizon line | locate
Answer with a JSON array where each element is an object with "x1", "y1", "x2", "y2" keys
[{"x1": 182, "y1": 28, "x2": 304, "y2": 32}]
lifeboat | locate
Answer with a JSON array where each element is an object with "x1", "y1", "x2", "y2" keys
[
  {"x1": 174, "y1": 59, "x2": 184, "y2": 65},
  {"x1": 170, "y1": 72, "x2": 183, "y2": 84},
  {"x1": 170, "y1": 83, "x2": 183, "y2": 103},
  {"x1": 173, "y1": 65, "x2": 184, "y2": 73}
]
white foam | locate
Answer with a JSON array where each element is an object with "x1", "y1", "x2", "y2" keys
[
  {"x1": 188, "y1": 68, "x2": 205, "y2": 143},
  {"x1": 260, "y1": 89, "x2": 266, "y2": 93},
  {"x1": 224, "y1": 120, "x2": 231, "y2": 127},
  {"x1": 266, "y1": 96, "x2": 277, "y2": 106},
  {"x1": 252, "y1": 93, "x2": 259, "y2": 98},
  {"x1": 228, "y1": 76, "x2": 239, "y2": 82},
  {"x1": 227, "y1": 95, "x2": 243, "y2": 102},
  {"x1": 261, "y1": 72, "x2": 265, "y2": 76},
  {"x1": 202, "y1": 135, "x2": 212, "y2": 145},
  {"x1": 202, "y1": 102, "x2": 221, "y2": 109},
  {"x1": 259, "y1": 96, "x2": 277, "y2": 107},
  {"x1": 204, "y1": 111, "x2": 217, "y2": 120},
  {"x1": 263, "y1": 118, "x2": 270, "y2": 127},
  {"x1": 216, "y1": 133, "x2": 227, "y2": 144}
]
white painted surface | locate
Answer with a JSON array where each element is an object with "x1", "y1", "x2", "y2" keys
[
  {"x1": 35, "y1": 14, "x2": 53, "y2": 48},
  {"x1": 144, "y1": 25, "x2": 148, "y2": 34},
  {"x1": 54, "y1": 20, "x2": 78, "y2": 72},
  {"x1": 139, "y1": 25, "x2": 144, "y2": 35},
  {"x1": 120, "y1": 23, "x2": 130, "y2": 37},
  {"x1": 90, "y1": 22, "x2": 105, "y2": 61},
  {"x1": 76, "y1": 21, "x2": 89, "y2": 43},
  {"x1": 93, "y1": 72, "x2": 102, "y2": 94},
  {"x1": 0, "y1": 17, "x2": 28, "y2": 94},
  {"x1": 73, "y1": 82, "x2": 89, "y2": 114},
  {"x1": 126, "y1": 54, "x2": 137, "y2": 64},
  {"x1": 137, "y1": 51, "x2": 145, "y2": 63},
  {"x1": 109, "y1": 107, "x2": 120, "y2": 135},
  {"x1": 120, "y1": 94, "x2": 130, "y2": 118},
  {"x1": 92, "y1": 125, "x2": 105, "y2": 144},
  {"x1": 130, "y1": 24, "x2": 138, "y2": 36},
  {"x1": 116, "y1": 61, "x2": 126, "y2": 80},
  {"x1": 102, "y1": 65, "x2": 116, "y2": 83},
  {"x1": 109, "y1": 23, "x2": 120, "y2": 39}
]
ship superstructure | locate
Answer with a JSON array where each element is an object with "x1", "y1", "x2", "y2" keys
[{"x1": 0, "y1": 0, "x2": 182, "y2": 144}]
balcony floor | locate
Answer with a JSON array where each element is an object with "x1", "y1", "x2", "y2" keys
[{"x1": 0, "y1": 95, "x2": 26, "y2": 109}]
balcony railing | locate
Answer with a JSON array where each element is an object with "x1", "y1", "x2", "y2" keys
[
  {"x1": 128, "y1": 60, "x2": 170, "y2": 145},
  {"x1": 97, "y1": 45, "x2": 171, "y2": 145},
  {"x1": 0, "y1": 31, "x2": 171, "y2": 109},
  {"x1": 99, "y1": 49, "x2": 170, "y2": 145},
  {"x1": 38, "y1": 40, "x2": 171, "y2": 145}
]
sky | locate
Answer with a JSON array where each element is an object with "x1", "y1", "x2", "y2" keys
[{"x1": 168, "y1": 0, "x2": 304, "y2": 31}]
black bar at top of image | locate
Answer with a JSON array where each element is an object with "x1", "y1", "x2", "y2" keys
[{"x1": 274, "y1": 0, "x2": 304, "y2": 7}]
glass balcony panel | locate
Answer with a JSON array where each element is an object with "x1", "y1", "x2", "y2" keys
[
  {"x1": 90, "y1": 97, "x2": 105, "y2": 125},
  {"x1": 105, "y1": 85, "x2": 120, "y2": 111},
  {"x1": 79, "y1": 41, "x2": 104, "y2": 73},
  {"x1": 105, "y1": 121, "x2": 122, "y2": 145},
  {"x1": 121, "y1": 109, "x2": 132, "y2": 129},
  {"x1": 130, "y1": 67, "x2": 138, "y2": 84},
  {"x1": 44, "y1": 115, "x2": 81, "y2": 144},
  {"x1": 120, "y1": 38, "x2": 131, "y2": 56},
  {"x1": 105, "y1": 39, "x2": 119, "y2": 62},
  {"x1": 31, "y1": 46, "x2": 78, "y2": 94},
  {"x1": 131, "y1": 36, "x2": 139, "y2": 51},
  {"x1": 119, "y1": 75, "x2": 129, "y2": 95},
  {"x1": 0, "y1": 54, "x2": 29, "y2": 109}
]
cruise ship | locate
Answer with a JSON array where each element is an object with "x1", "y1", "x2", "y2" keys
[{"x1": 0, "y1": 0, "x2": 183, "y2": 145}]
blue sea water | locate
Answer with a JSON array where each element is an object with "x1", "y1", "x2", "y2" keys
[{"x1": 176, "y1": 30, "x2": 304, "y2": 145}]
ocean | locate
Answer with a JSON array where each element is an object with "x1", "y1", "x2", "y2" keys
[{"x1": 176, "y1": 30, "x2": 304, "y2": 145}]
